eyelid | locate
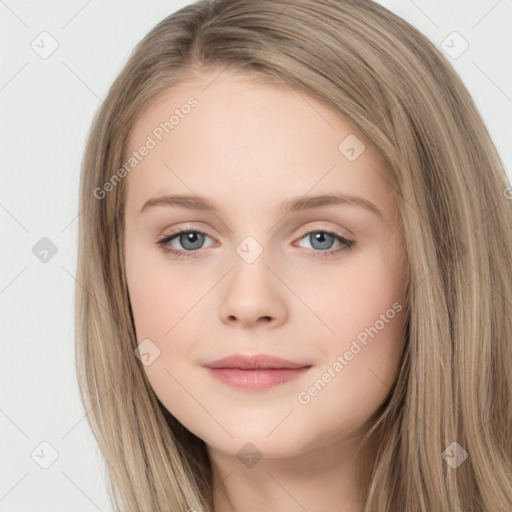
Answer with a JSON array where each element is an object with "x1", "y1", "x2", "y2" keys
[
  {"x1": 295, "y1": 221, "x2": 351, "y2": 239},
  {"x1": 157, "y1": 220, "x2": 355, "y2": 259},
  {"x1": 163, "y1": 223, "x2": 215, "y2": 238},
  {"x1": 161, "y1": 221, "x2": 350, "y2": 242}
]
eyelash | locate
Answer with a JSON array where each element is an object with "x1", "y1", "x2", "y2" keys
[{"x1": 156, "y1": 226, "x2": 355, "y2": 259}]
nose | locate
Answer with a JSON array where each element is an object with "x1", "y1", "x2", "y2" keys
[{"x1": 218, "y1": 257, "x2": 287, "y2": 329}]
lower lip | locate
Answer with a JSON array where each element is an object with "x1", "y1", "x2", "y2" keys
[{"x1": 204, "y1": 367, "x2": 311, "y2": 390}]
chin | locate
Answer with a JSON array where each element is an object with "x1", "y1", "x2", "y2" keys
[{"x1": 197, "y1": 420, "x2": 316, "y2": 461}]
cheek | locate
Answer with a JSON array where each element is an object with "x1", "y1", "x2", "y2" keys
[
  {"x1": 300, "y1": 246, "x2": 406, "y2": 351},
  {"x1": 300, "y1": 248, "x2": 406, "y2": 417},
  {"x1": 125, "y1": 243, "x2": 206, "y2": 380},
  {"x1": 126, "y1": 253, "x2": 209, "y2": 423},
  {"x1": 126, "y1": 249, "x2": 205, "y2": 340},
  {"x1": 292, "y1": 247, "x2": 407, "y2": 416}
]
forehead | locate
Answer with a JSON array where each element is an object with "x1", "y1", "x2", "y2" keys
[
  {"x1": 124, "y1": 71, "x2": 393, "y2": 218},
  {"x1": 128, "y1": 70, "x2": 344, "y2": 148}
]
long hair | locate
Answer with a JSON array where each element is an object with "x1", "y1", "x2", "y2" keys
[{"x1": 75, "y1": 0, "x2": 512, "y2": 510}]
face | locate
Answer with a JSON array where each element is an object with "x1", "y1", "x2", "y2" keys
[{"x1": 123, "y1": 70, "x2": 408, "y2": 460}]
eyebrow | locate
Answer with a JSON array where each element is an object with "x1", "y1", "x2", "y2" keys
[{"x1": 139, "y1": 193, "x2": 384, "y2": 219}]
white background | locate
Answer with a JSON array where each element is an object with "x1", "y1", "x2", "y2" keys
[{"x1": 1, "y1": 0, "x2": 511, "y2": 510}]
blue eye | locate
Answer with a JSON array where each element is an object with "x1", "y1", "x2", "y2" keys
[
  {"x1": 156, "y1": 228, "x2": 355, "y2": 259},
  {"x1": 157, "y1": 229, "x2": 214, "y2": 259},
  {"x1": 295, "y1": 230, "x2": 355, "y2": 257}
]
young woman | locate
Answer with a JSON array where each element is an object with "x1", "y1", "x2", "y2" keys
[{"x1": 75, "y1": 1, "x2": 512, "y2": 510}]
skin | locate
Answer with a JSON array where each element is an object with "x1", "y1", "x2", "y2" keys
[{"x1": 123, "y1": 69, "x2": 408, "y2": 512}]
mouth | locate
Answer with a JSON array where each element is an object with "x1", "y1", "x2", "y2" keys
[
  {"x1": 202, "y1": 353, "x2": 313, "y2": 391},
  {"x1": 204, "y1": 367, "x2": 312, "y2": 390}
]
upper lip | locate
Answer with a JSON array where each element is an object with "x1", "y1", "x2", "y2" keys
[{"x1": 203, "y1": 353, "x2": 311, "y2": 370}]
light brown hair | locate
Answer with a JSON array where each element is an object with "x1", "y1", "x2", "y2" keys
[{"x1": 75, "y1": 0, "x2": 512, "y2": 510}]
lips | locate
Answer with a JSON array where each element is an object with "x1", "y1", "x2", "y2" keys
[
  {"x1": 202, "y1": 353, "x2": 312, "y2": 391},
  {"x1": 203, "y1": 353, "x2": 310, "y2": 370}
]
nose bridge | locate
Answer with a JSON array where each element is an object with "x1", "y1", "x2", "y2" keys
[
  {"x1": 222, "y1": 200, "x2": 274, "y2": 262},
  {"x1": 235, "y1": 232, "x2": 267, "y2": 266},
  {"x1": 218, "y1": 227, "x2": 288, "y2": 326},
  {"x1": 228, "y1": 231, "x2": 273, "y2": 292}
]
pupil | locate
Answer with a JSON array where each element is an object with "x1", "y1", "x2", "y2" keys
[
  {"x1": 181, "y1": 232, "x2": 204, "y2": 250},
  {"x1": 311, "y1": 232, "x2": 334, "y2": 250}
]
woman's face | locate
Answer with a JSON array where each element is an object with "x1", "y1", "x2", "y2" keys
[{"x1": 123, "y1": 70, "x2": 408, "y2": 459}]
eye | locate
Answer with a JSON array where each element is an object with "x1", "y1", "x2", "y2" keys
[
  {"x1": 156, "y1": 228, "x2": 215, "y2": 259},
  {"x1": 294, "y1": 228, "x2": 355, "y2": 258},
  {"x1": 156, "y1": 226, "x2": 355, "y2": 259}
]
